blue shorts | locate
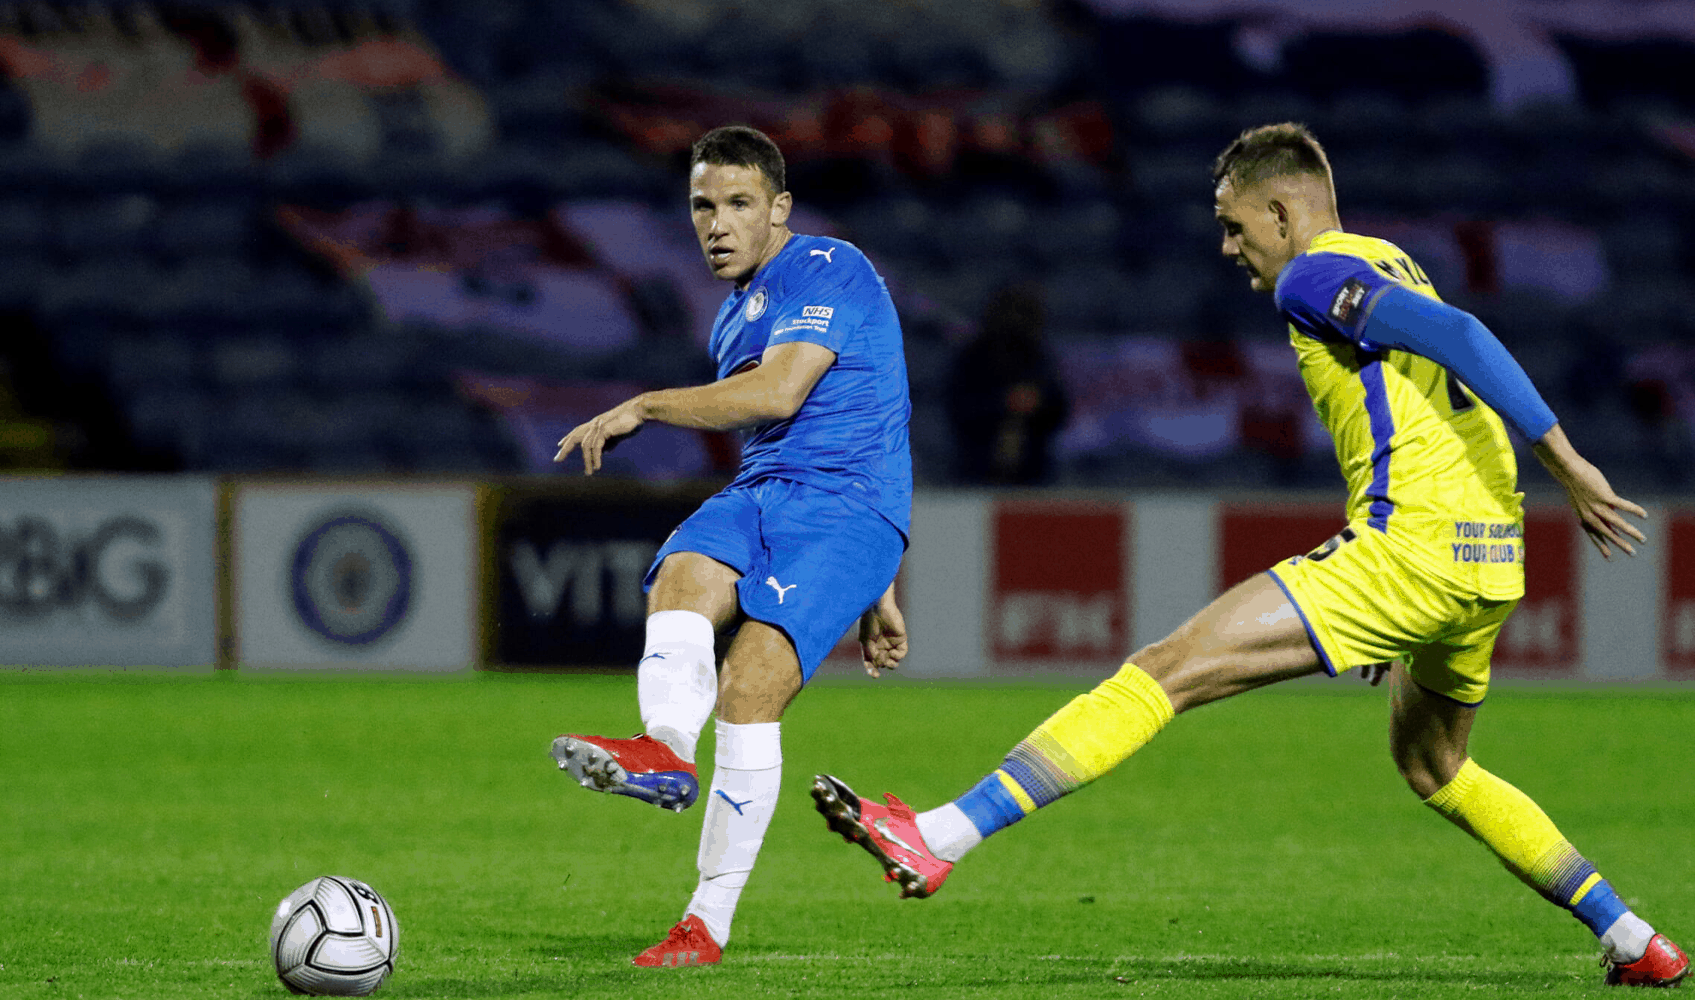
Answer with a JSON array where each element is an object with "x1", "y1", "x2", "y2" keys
[{"x1": 644, "y1": 478, "x2": 905, "y2": 683}]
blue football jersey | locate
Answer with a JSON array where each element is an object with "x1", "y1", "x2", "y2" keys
[{"x1": 706, "y1": 234, "x2": 912, "y2": 536}]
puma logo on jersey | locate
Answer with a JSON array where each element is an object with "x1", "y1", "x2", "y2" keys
[
  {"x1": 809, "y1": 247, "x2": 835, "y2": 262},
  {"x1": 765, "y1": 576, "x2": 797, "y2": 604}
]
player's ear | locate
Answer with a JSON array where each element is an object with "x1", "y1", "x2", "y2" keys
[
  {"x1": 769, "y1": 190, "x2": 792, "y2": 228},
  {"x1": 1270, "y1": 199, "x2": 1290, "y2": 239}
]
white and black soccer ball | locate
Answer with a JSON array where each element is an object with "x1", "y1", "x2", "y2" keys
[{"x1": 269, "y1": 876, "x2": 399, "y2": 996}]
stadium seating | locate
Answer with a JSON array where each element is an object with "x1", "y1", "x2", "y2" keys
[{"x1": 0, "y1": 0, "x2": 1683, "y2": 486}]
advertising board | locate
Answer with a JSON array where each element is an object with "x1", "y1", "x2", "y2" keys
[
  {"x1": 990, "y1": 501, "x2": 1127, "y2": 672},
  {"x1": 231, "y1": 482, "x2": 478, "y2": 670},
  {"x1": 0, "y1": 476, "x2": 216, "y2": 667},
  {"x1": 488, "y1": 481, "x2": 719, "y2": 667}
]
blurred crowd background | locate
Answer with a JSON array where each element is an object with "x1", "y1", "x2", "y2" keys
[{"x1": 1, "y1": 0, "x2": 1693, "y2": 491}]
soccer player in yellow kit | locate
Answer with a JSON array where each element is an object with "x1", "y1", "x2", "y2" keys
[{"x1": 812, "y1": 123, "x2": 1688, "y2": 987}]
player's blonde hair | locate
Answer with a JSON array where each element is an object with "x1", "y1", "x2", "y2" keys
[{"x1": 1211, "y1": 122, "x2": 1334, "y2": 193}]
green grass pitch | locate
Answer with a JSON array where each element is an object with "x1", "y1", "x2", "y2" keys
[{"x1": 1, "y1": 670, "x2": 1691, "y2": 999}]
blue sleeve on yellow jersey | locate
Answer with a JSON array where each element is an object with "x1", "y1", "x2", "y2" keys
[
  {"x1": 1275, "y1": 252, "x2": 1556, "y2": 441},
  {"x1": 765, "y1": 244, "x2": 873, "y2": 355},
  {"x1": 1273, "y1": 251, "x2": 1399, "y2": 346},
  {"x1": 1361, "y1": 287, "x2": 1558, "y2": 442}
]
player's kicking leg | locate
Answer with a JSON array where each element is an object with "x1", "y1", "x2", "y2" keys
[
  {"x1": 552, "y1": 553, "x2": 736, "y2": 812},
  {"x1": 633, "y1": 619, "x2": 801, "y2": 967},
  {"x1": 816, "y1": 571, "x2": 1321, "y2": 891},
  {"x1": 1389, "y1": 664, "x2": 1688, "y2": 988}
]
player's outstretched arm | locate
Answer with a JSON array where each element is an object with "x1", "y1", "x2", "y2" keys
[
  {"x1": 1532, "y1": 424, "x2": 1648, "y2": 559},
  {"x1": 858, "y1": 583, "x2": 907, "y2": 679},
  {"x1": 1356, "y1": 290, "x2": 1647, "y2": 558},
  {"x1": 639, "y1": 341, "x2": 836, "y2": 431},
  {"x1": 553, "y1": 341, "x2": 836, "y2": 474}
]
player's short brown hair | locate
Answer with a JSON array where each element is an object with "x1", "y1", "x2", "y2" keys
[
  {"x1": 691, "y1": 125, "x2": 786, "y2": 196},
  {"x1": 1212, "y1": 122, "x2": 1332, "y2": 192}
]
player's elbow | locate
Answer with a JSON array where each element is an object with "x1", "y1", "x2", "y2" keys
[
  {"x1": 753, "y1": 371, "x2": 817, "y2": 421},
  {"x1": 773, "y1": 383, "x2": 811, "y2": 419}
]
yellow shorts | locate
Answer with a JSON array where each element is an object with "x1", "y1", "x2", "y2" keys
[{"x1": 1266, "y1": 523, "x2": 1517, "y2": 706}]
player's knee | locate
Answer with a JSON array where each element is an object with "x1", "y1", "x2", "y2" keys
[
  {"x1": 648, "y1": 553, "x2": 738, "y2": 619},
  {"x1": 1128, "y1": 636, "x2": 1198, "y2": 712},
  {"x1": 1390, "y1": 741, "x2": 1459, "y2": 799}
]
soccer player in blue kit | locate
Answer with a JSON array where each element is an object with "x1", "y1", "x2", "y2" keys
[{"x1": 550, "y1": 125, "x2": 913, "y2": 967}]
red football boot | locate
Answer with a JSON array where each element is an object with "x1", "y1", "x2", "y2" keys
[
  {"x1": 1605, "y1": 933, "x2": 1689, "y2": 987},
  {"x1": 810, "y1": 774, "x2": 953, "y2": 898},
  {"x1": 631, "y1": 915, "x2": 721, "y2": 968},
  {"x1": 550, "y1": 733, "x2": 699, "y2": 812}
]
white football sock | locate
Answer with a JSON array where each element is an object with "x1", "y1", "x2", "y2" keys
[
  {"x1": 637, "y1": 610, "x2": 717, "y2": 763},
  {"x1": 684, "y1": 720, "x2": 781, "y2": 948},
  {"x1": 1601, "y1": 912, "x2": 1656, "y2": 964},
  {"x1": 916, "y1": 802, "x2": 983, "y2": 863}
]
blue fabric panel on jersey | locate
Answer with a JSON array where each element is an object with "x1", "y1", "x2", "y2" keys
[
  {"x1": 1359, "y1": 356, "x2": 1397, "y2": 532},
  {"x1": 1266, "y1": 569, "x2": 1338, "y2": 677},
  {"x1": 1274, "y1": 251, "x2": 1399, "y2": 345},
  {"x1": 1361, "y1": 287, "x2": 1559, "y2": 442},
  {"x1": 1571, "y1": 879, "x2": 1630, "y2": 936},
  {"x1": 646, "y1": 478, "x2": 902, "y2": 683},
  {"x1": 711, "y1": 235, "x2": 913, "y2": 537},
  {"x1": 955, "y1": 772, "x2": 1028, "y2": 838},
  {"x1": 764, "y1": 244, "x2": 871, "y2": 355}
]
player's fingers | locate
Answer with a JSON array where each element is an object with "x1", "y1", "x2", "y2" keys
[
  {"x1": 581, "y1": 428, "x2": 604, "y2": 475},
  {"x1": 1582, "y1": 524, "x2": 1612, "y2": 560},
  {"x1": 1605, "y1": 506, "x2": 1647, "y2": 544},
  {"x1": 554, "y1": 426, "x2": 586, "y2": 462},
  {"x1": 1590, "y1": 509, "x2": 1637, "y2": 556},
  {"x1": 1615, "y1": 497, "x2": 1648, "y2": 520}
]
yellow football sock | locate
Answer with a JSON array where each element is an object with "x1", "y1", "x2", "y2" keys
[
  {"x1": 994, "y1": 660, "x2": 1174, "y2": 812},
  {"x1": 1423, "y1": 758, "x2": 1604, "y2": 908}
]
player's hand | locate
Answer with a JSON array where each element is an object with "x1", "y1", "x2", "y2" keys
[
  {"x1": 1534, "y1": 425, "x2": 1647, "y2": 559},
  {"x1": 1551, "y1": 453, "x2": 1647, "y2": 559},
  {"x1": 554, "y1": 398, "x2": 646, "y2": 475},
  {"x1": 858, "y1": 591, "x2": 908, "y2": 679},
  {"x1": 1360, "y1": 661, "x2": 1393, "y2": 686}
]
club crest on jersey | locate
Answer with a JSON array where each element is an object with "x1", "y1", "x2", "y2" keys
[
  {"x1": 1329, "y1": 278, "x2": 1370, "y2": 323},
  {"x1": 744, "y1": 287, "x2": 768, "y2": 321}
]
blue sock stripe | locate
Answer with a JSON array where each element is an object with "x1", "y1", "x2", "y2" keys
[
  {"x1": 954, "y1": 772, "x2": 1027, "y2": 838},
  {"x1": 1002, "y1": 745, "x2": 1073, "y2": 807},
  {"x1": 1571, "y1": 879, "x2": 1630, "y2": 937},
  {"x1": 1545, "y1": 856, "x2": 1599, "y2": 906}
]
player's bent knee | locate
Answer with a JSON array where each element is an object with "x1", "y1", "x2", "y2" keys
[
  {"x1": 1390, "y1": 743, "x2": 1462, "y2": 799},
  {"x1": 1127, "y1": 637, "x2": 1205, "y2": 714},
  {"x1": 648, "y1": 553, "x2": 740, "y2": 622}
]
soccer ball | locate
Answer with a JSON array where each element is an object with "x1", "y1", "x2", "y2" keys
[{"x1": 269, "y1": 876, "x2": 399, "y2": 996}]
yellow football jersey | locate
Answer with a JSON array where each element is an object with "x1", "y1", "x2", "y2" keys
[{"x1": 1273, "y1": 230, "x2": 1524, "y2": 600}]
